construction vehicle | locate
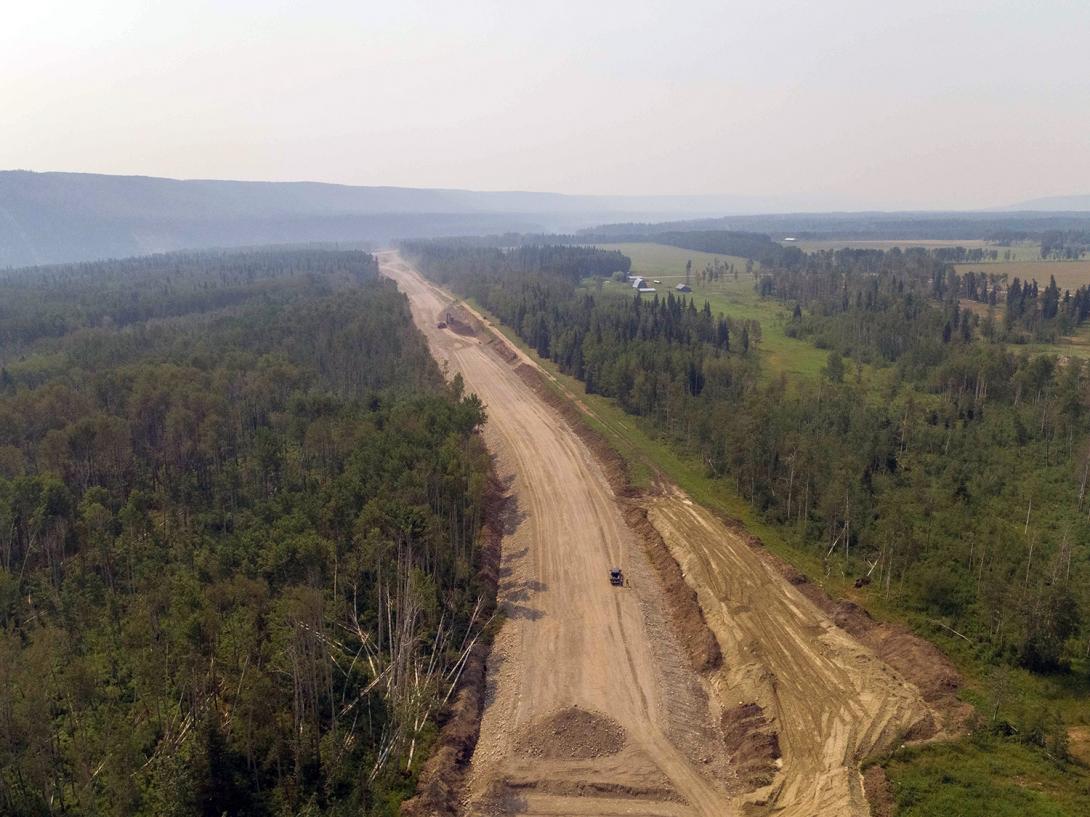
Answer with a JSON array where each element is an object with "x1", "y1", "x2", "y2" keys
[{"x1": 609, "y1": 567, "x2": 624, "y2": 586}]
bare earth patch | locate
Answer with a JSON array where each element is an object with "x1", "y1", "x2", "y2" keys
[
  {"x1": 862, "y1": 765, "x2": 895, "y2": 817},
  {"x1": 1069, "y1": 726, "x2": 1090, "y2": 766},
  {"x1": 721, "y1": 703, "x2": 781, "y2": 791}
]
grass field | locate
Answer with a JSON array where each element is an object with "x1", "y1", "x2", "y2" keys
[
  {"x1": 605, "y1": 243, "x2": 1090, "y2": 369},
  {"x1": 1023, "y1": 335, "x2": 1090, "y2": 362},
  {"x1": 881, "y1": 738, "x2": 1090, "y2": 817},
  {"x1": 596, "y1": 242, "x2": 832, "y2": 381},
  {"x1": 954, "y1": 258, "x2": 1090, "y2": 360}
]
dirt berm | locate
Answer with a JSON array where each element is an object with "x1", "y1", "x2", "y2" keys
[
  {"x1": 730, "y1": 527, "x2": 972, "y2": 736},
  {"x1": 513, "y1": 707, "x2": 626, "y2": 760}
]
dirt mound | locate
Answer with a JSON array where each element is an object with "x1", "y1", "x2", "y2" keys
[
  {"x1": 805, "y1": 592, "x2": 970, "y2": 735},
  {"x1": 486, "y1": 334, "x2": 520, "y2": 364},
  {"x1": 442, "y1": 305, "x2": 478, "y2": 336},
  {"x1": 831, "y1": 602, "x2": 960, "y2": 704},
  {"x1": 721, "y1": 703, "x2": 781, "y2": 790},
  {"x1": 514, "y1": 707, "x2": 627, "y2": 760}
]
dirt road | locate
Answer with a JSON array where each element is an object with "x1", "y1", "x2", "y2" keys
[
  {"x1": 380, "y1": 252, "x2": 935, "y2": 817},
  {"x1": 381, "y1": 252, "x2": 733, "y2": 816}
]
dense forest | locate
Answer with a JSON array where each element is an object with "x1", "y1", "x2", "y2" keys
[
  {"x1": 439, "y1": 230, "x2": 801, "y2": 269},
  {"x1": 584, "y1": 212, "x2": 1090, "y2": 243},
  {"x1": 402, "y1": 241, "x2": 761, "y2": 409},
  {"x1": 404, "y1": 240, "x2": 1090, "y2": 722},
  {"x1": 0, "y1": 250, "x2": 491, "y2": 816}
]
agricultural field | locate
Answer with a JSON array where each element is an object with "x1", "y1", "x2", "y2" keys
[
  {"x1": 956, "y1": 258, "x2": 1090, "y2": 360},
  {"x1": 597, "y1": 243, "x2": 1090, "y2": 375},
  {"x1": 595, "y1": 242, "x2": 833, "y2": 381},
  {"x1": 955, "y1": 259, "x2": 1090, "y2": 292}
]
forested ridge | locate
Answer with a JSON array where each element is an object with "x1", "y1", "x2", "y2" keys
[
  {"x1": 405, "y1": 239, "x2": 1090, "y2": 751},
  {"x1": 0, "y1": 249, "x2": 492, "y2": 815}
]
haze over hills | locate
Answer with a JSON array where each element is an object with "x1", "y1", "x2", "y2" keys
[
  {"x1": 4, "y1": 170, "x2": 1090, "y2": 268},
  {"x1": 1003, "y1": 194, "x2": 1090, "y2": 212},
  {"x1": 0, "y1": 170, "x2": 790, "y2": 267}
]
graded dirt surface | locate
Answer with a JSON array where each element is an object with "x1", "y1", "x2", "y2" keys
[
  {"x1": 647, "y1": 492, "x2": 935, "y2": 814},
  {"x1": 380, "y1": 252, "x2": 732, "y2": 817},
  {"x1": 380, "y1": 252, "x2": 940, "y2": 817}
]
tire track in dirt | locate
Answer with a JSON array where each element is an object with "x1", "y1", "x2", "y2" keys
[
  {"x1": 380, "y1": 252, "x2": 734, "y2": 817},
  {"x1": 647, "y1": 492, "x2": 933, "y2": 815}
]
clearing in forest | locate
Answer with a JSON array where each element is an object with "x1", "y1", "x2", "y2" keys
[{"x1": 595, "y1": 242, "x2": 830, "y2": 381}]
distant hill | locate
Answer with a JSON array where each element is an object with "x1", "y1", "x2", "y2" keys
[
  {"x1": 1004, "y1": 194, "x2": 1090, "y2": 212},
  {"x1": 0, "y1": 171, "x2": 765, "y2": 267},
  {"x1": 9, "y1": 171, "x2": 1090, "y2": 268}
]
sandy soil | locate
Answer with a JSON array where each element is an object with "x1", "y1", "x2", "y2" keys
[
  {"x1": 380, "y1": 252, "x2": 937, "y2": 817},
  {"x1": 647, "y1": 492, "x2": 933, "y2": 815}
]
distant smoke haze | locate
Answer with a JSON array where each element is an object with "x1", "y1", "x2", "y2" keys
[
  {"x1": 3, "y1": 1, "x2": 1088, "y2": 210},
  {"x1": 5, "y1": 170, "x2": 1090, "y2": 269}
]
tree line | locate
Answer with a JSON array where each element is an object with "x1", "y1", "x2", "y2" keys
[
  {"x1": 757, "y1": 246, "x2": 1090, "y2": 349},
  {"x1": 1040, "y1": 230, "x2": 1090, "y2": 260}
]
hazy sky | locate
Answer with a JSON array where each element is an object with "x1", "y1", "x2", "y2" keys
[{"x1": 4, "y1": 0, "x2": 1089, "y2": 209}]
